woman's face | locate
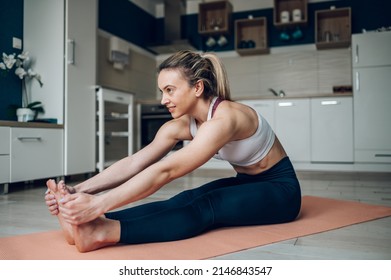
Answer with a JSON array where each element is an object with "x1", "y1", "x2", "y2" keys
[{"x1": 158, "y1": 69, "x2": 197, "y2": 118}]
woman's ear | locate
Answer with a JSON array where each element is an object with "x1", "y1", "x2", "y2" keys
[{"x1": 194, "y1": 80, "x2": 204, "y2": 97}]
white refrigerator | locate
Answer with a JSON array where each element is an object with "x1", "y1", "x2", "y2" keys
[{"x1": 352, "y1": 31, "x2": 391, "y2": 163}]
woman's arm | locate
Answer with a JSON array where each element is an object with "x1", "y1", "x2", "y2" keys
[
  {"x1": 59, "y1": 114, "x2": 238, "y2": 224},
  {"x1": 71, "y1": 116, "x2": 188, "y2": 195}
]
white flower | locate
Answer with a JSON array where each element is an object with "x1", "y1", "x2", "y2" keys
[
  {"x1": 17, "y1": 51, "x2": 30, "y2": 61},
  {"x1": 15, "y1": 67, "x2": 27, "y2": 79},
  {"x1": 1, "y1": 51, "x2": 43, "y2": 87},
  {"x1": 2, "y1": 53, "x2": 17, "y2": 69}
]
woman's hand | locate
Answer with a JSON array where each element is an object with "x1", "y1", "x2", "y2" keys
[{"x1": 58, "y1": 192, "x2": 105, "y2": 225}]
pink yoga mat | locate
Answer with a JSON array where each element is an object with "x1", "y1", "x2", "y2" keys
[{"x1": 0, "y1": 196, "x2": 390, "y2": 260}]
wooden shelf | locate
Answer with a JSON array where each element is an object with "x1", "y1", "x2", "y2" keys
[
  {"x1": 315, "y1": 7, "x2": 351, "y2": 50},
  {"x1": 235, "y1": 17, "x2": 269, "y2": 56},
  {"x1": 198, "y1": 1, "x2": 233, "y2": 35},
  {"x1": 273, "y1": 0, "x2": 307, "y2": 28}
]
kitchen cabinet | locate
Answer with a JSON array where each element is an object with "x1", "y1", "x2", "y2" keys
[
  {"x1": 10, "y1": 127, "x2": 63, "y2": 183},
  {"x1": 24, "y1": 0, "x2": 97, "y2": 176},
  {"x1": 198, "y1": 0, "x2": 233, "y2": 35},
  {"x1": 96, "y1": 87, "x2": 134, "y2": 172},
  {"x1": 352, "y1": 32, "x2": 391, "y2": 68},
  {"x1": 352, "y1": 32, "x2": 391, "y2": 163},
  {"x1": 235, "y1": 17, "x2": 269, "y2": 56},
  {"x1": 273, "y1": 0, "x2": 307, "y2": 27},
  {"x1": 275, "y1": 99, "x2": 311, "y2": 162},
  {"x1": 315, "y1": 7, "x2": 351, "y2": 50},
  {"x1": 311, "y1": 97, "x2": 353, "y2": 162},
  {"x1": 0, "y1": 127, "x2": 10, "y2": 193}
]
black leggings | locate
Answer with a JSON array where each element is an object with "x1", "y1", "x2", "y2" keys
[{"x1": 105, "y1": 157, "x2": 301, "y2": 244}]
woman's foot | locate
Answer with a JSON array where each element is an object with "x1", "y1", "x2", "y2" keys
[
  {"x1": 46, "y1": 179, "x2": 75, "y2": 245},
  {"x1": 73, "y1": 217, "x2": 120, "y2": 253}
]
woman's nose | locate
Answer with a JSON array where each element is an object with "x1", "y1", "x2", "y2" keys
[{"x1": 161, "y1": 94, "x2": 169, "y2": 105}]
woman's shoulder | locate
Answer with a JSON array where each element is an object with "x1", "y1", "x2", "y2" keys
[{"x1": 214, "y1": 100, "x2": 257, "y2": 120}]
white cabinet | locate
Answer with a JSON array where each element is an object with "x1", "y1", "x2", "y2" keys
[
  {"x1": 96, "y1": 87, "x2": 134, "y2": 172},
  {"x1": 311, "y1": 97, "x2": 353, "y2": 162},
  {"x1": 353, "y1": 66, "x2": 391, "y2": 163},
  {"x1": 352, "y1": 32, "x2": 391, "y2": 68},
  {"x1": 10, "y1": 128, "x2": 63, "y2": 183},
  {"x1": 24, "y1": 0, "x2": 97, "y2": 176},
  {"x1": 64, "y1": 0, "x2": 97, "y2": 175},
  {"x1": 0, "y1": 127, "x2": 10, "y2": 187},
  {"x1": 352, "y1": 32, "x2": 391, "y2": 163},
  {"x1": 275, "y1": 99, "x2": 311, "y2": 162}
]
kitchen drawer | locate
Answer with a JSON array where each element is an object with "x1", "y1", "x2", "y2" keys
[
  {"x1": 0, "y1": 155, "x2": 10, "y2": 184},
  {"x1": 0, "y1": 127, "x2": 10, "y2": 154},
  {"x1": 10, "y1": 127, "x2": 64, "y2": 183},
  {"x1": 355, "y1": 150, "x2": 391, "y2": 163}
]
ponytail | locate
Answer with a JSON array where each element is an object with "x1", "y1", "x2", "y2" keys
[
  {"x1": 201, "y1": 53, "x2": 231, "y2": 101},
  {"x1": 158, "y1": 50, "x2": 231, "y2": 101}
]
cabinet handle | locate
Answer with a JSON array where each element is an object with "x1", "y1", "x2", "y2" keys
[
  {"x1": 355, "y1": 44, "x2": 359, "y2": 63},
  {"x1": 321, "y1": 100, "x2": 339, "y2": 106},
  {"x1": 375, "y1": 154, "x2": 391, "y2": 158},
  {"x1": 17, "y1": 137, "x2": 42, "y2": 141},
  {"x1": 355, "y1": 71, "x2": 360, "y2": 91},
  {"x1": 278, "y1": 102, "x2": 294, "y2": 107},
  {"x1": 67, "y1": 39, "x2": 75, "y2": 65}
]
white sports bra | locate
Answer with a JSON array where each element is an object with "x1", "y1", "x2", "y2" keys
[{"x1": 189, "y1": 97, "x2": 275, "y2": 166}]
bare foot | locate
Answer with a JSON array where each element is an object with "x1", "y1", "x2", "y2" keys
[
  {"x1": 46, "y1": 179, "x2": 75, "y2": 245},
  {"x1": 73, "y1": 217, "x2": 120, "y2": 253}
]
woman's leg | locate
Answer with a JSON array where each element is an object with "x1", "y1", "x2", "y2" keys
[
  {"x1": 108, "y1": 175, "x2": 300, "y2": 244},
  {"x1": 105, "y1": 176, "x2": 241, "y2": 221},
  {"x1": 72, "y1": 216, "x2": 120, "y2": 252}
]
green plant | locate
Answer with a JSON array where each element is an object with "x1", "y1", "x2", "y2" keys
[{"x1": 27, "y1": 101, "x2": 45, "y2": 119}]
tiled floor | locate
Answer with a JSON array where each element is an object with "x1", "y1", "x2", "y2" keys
[{"x1": 0, "y1": 169, "x2": 390, "y2": 259}]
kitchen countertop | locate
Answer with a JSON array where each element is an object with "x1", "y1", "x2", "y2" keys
[
  {"x1": 234, "y1": 92, "x2": 353, "y2": 101},
  {"x1": 0, "y1": 121, "x2": 64, "y2": 129}
]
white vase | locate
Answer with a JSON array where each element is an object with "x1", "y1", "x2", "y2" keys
[{"x1": 16, "y1": 108, "x2": 35, "y2": 122}]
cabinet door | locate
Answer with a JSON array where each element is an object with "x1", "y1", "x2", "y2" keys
[
  {"x1": 311, "y1": 97, "x2": 353, "y2": 162},
  {"x1": 354, "y1": 67, "x2": 391, "y2": 162},
  {"x1": 0, "y1": 127, "x2": 10, "y2": 184},
  {"x1": 352, "y1": 32, "x2": 391, "y2": 68},
  {"x1": 275, "y1": 99, "x2": 311, "y2": 162},
  {"x1": 64, "y1": 0, "x2": 97, "y2": 175},
  {"x1": 24, "y1": 0, "x2": 65, "y2": 123},
  {"x1": 238, "y1": 100, "x2": 275, "y2": 129},
  {"x1": 10, "y1": 128, "x2": 63, "y2": 182}
]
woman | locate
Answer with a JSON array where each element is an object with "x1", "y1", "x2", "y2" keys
[{"x1": 45, "y1": 50, "x2": 301, "y2": 252}]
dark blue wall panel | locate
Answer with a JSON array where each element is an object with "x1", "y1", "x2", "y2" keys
[{"x1": 0, "y1": 0, "x2": 23, "y2": 120}]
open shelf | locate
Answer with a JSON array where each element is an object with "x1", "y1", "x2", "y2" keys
[
  {"x1": 273, "y1": 0, "x2": 307, "y2": 28},
  {"x1": 198, "y1": 1, "x2": 233, "y2": 35},
  {"x1": 235, "y1": 17, "x2": 269, "y2": 56},
  {"x1": 315, "y1": 7, "x2": 351, "y2": 50}
]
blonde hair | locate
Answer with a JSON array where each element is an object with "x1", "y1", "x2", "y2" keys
[{"x1": 158, "y1": 50, "x2": 231, "y2": 101}]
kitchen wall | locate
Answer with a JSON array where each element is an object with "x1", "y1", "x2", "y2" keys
[
  {"x1": 0, "y1": 0, "x2": 23, "y2": 120},
  {"x1": 220, "y1": 48, "x2": 351, "y2": 99},
  {"x1": 97, "y1": 31, "x2": 157, "y2": 99}
]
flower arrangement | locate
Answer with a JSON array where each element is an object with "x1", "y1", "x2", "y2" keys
[{"x1": 1, "y1": 51, "x2": 44, "y2": 120}]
